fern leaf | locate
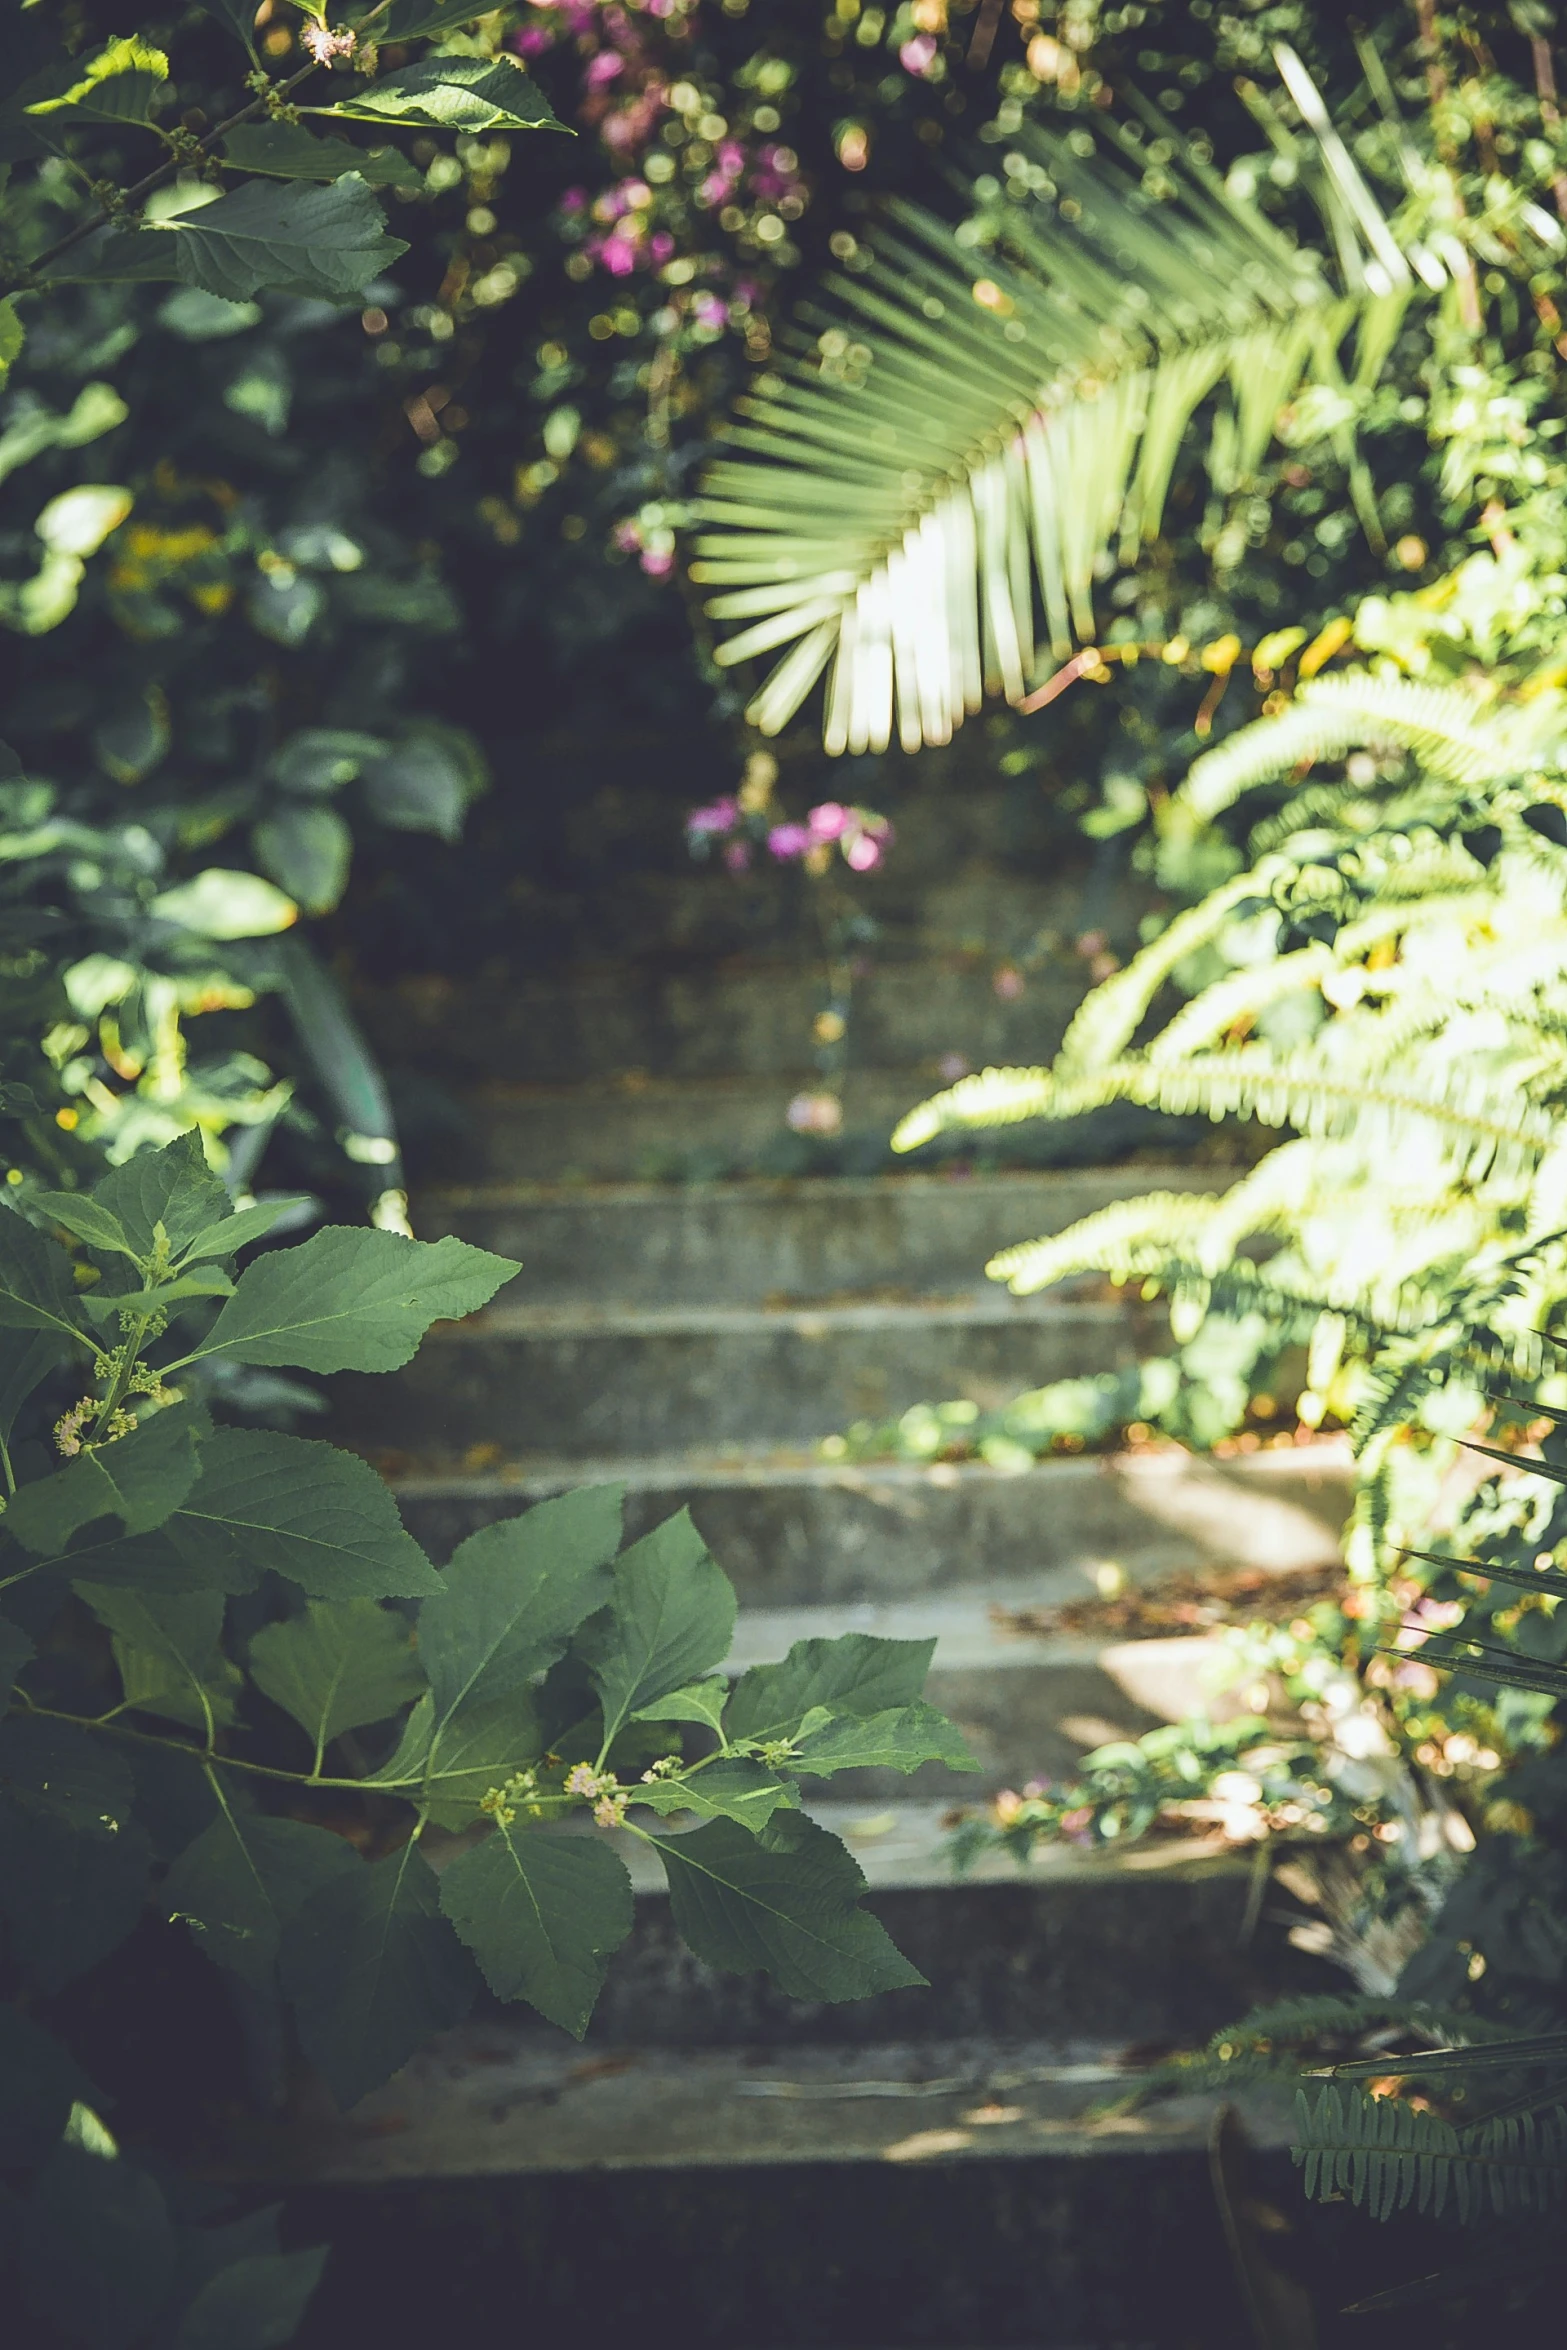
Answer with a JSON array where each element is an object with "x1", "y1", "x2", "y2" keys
[
  {"x1": 1294, "y1": 2084, "x2": 1567, "y2": 2221},
  {"x1": 1183, "y1": 673, "x2": 1566, "y2": 822}
]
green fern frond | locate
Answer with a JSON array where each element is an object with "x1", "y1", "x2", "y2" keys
[
  {"x1": 1056, "y1": 865, "x2": 1283, "y2": 1077},
  {"x1": 1294, "y1": 2083, "x2": 1567, "y2": 2221},
  {"x1": 693, "y1": 99, "x2": 1398, "y2": 749},
  {"x1": 1183, "y1": 674, "x2": 1565, "y2": 822},
  {"x1": 986, "y1": 1190, "x2": 1225, "y2": 1292},
  {"x1": 893, "y1": 1046, "x2": 1558, "y2": 1182}
]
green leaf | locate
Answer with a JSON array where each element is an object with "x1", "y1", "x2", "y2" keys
[
  {"x1": 181, "y1": 1226, "x2": 518, "y2": 1374},
  {"x1": 26, "y1": 37, "x2": 169, "y2": 126},
  {"x1": 322, "y1": 56, "x2": 565, "y2": 134},
  {"x1": 580, "y1": 1510, "x2": 737, "y2": 1750},
  {"x1": 364, "y1": 732, "x2": 485, "y2": 841},
  {"x1": 416, "y1": 1486, "x2": 622, "y2": 1724},
  {"x1": 405, "y1": 1693, "x2": 543, "y2": 1829},
  {"x1": 280, "y1": 1842, "x2": 477, "y2": 2110},
  {"x1": 269, "y1": 729, "x2": 387, "y2": 795},
  {"x1": 161, "y1": 1429, "x2": 442, "y2": 1600},
  {"x1": 723, "y1": 1633, "x2": 936, "y2": 1748},
  {"x1": 78, "y1": 1585, "x2": 239, "y2": 1731},
  {"x1": 52, "y1": 178, "x2": 408, "y2": 305},
  {"x1": 178, "y1": 1196, "x2": 311, "y2": 1266},
  {"x1": 253, "y1": 805, "x2": 352, "y2": 915},
  {"x1": 0, "y1": 2004, "x2": 95, "y2": 2165},
  {"x1": 0, "y1": 1208, "x2": 85, "y2": 1339},
  {"x1": 0, "y1": 1615, "x2": 34, "y2": 1715},
  {"x1": 164, "y1": 1809, "x2": 357, "y2": 1991},
  {"x1": 5, "y1": 1402, "x2": 207, "y2": 1555},
  {"x1": 0, "y1": 297, "x2": 24, "y2": 388},
  {"x1": 34, "y1": 1191, "x2": 138, "y2": 1260},
  {"x1": 92, "y1": 1131, "x2": 230, "y2": 1262},
  {"x1": 439, "y1": 1823, "x2": 633, "y2": 2035},
  {"x1": 636, "y1": 1758, "x2": 799, "y2": 1833},
  {"x1": 193, "y1": 0, "x2": 262, "y2": 56},
  {"x1": 0, "y1": 1717, "x2": 152, "y2": 1986},
  {"x1": 654, "y1": 1813, "x2": 925, "y2": 2002},
  {"x1": 249, "y1": 1600, "x2": 425, "y2": 1761},
  {"x1": 18, "y1": 2144, "x2": 175, "y2": 2350},
  {"x1": 790, "y1": 1703, "x2": 980, "y2": 1779},
  {"x1": 220, "y1": 122, "x2": 419, "y2": 191},
  {"x1": 0, "y1": 1328, "x2": 66, "y2": 1441},
  {"x1": 80, "y1": 1269, "x2": 234, "y2": 1320},
  {"x1": 176, "y1": 2249, "x2": 329, "y2": 2350},
  {"x1": 632, "y1": 1676, "x2": 729, "y2": 1734},
  {"x1": 363, "y1": 0, "x2": 499, "y2": 39},
  {"x1": 151, "y1": 867, "x2": 298, "y2": 939}
]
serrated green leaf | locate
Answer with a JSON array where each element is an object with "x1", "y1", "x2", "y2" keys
[
  {"x1": 26, "y1": 37, "x2": 169, "y2": 127},
  {"x1": 34, "y1": 1191, "x2": 137, "y2": 1260},
  {"x1": 80, "y1": 1269, "x2": 234, "y2": 1320},
  {"x1": 92, "y1": 1132, "x2": 230, "y2": 1263},
  {"x1": 164, "y1": 1809, "x2": 357, "y2": 1991},
  {"x1": 636, "y1": 1758, "x2": 799, "y2": 1832},
  {"x1": 0, "y1": 2005, "x2": 95, "y2": 2165},
  {"x1": 180, "y1": 1226, "x2": 518, "y2": 1374},
  {"x1": 654, "y1": 1813, "x2": 925, "y2": 2001},
  {"x1": 0, "y1": 1717, "x2": 151, "y2": 1986},
  {"x1": 580, "y1": 1510, "x2": 736, "y2": 1749},
  {"x1": 50, "y1": 177, "x2": 409, "y2": 305},
  {"x1": 5, "y1": 1401, "x2": 207, "y2": 1555},
  {"x1": 439, "y1": 1822, "x2": 633, "y2": 2035},
  {"x1": 279, "y1": 1841, "x2": 477, "y2": 2110},
  {"x1": 220, "y1": 122, "x2": 419, "y2": 191},
  {"x1": 321, "y1": 56, "x2": 564, "y2": 134},
  {"x1": 249, "y1": 1600, "x2": 425, "y2": 1764},
  {"x1": 0, "y1": 1328, "x2": 69, "y2": 1442},
  {"x1": 0, "y1": 1615, "x2": 34, "y2": 1715},
  {"x1": 419, "y1": 1694, "x2": 543, "y2": 1828},
  {"x1": 176, "y1": 2248, "x2": 329, "y2": 2350},
  {"x1": 79, "y1": 1584, "x2": 239, "y2": 1732},
  {"x1": 158, "y1": 1429, "x2": 442, "y2": 1599},
  {"x1": 416, "y1": 1485, "x2": 622, "y2": 1724},
  {"x1": 632, "y1": 1676, "x2": 729, "y2": 1734},
  {"x1": 178, "y1": 1195, "x2": 311, "y2": 1266},
  {"x1": 0, "y1": 1208, "x2": 86, "y2": 1340},
  {"x1": 790, "y1": 1702, "x2": 980, "y2": 1779},
  {"x1": 723, "y1": 1633, "x2": 936, "y2": 1747}
]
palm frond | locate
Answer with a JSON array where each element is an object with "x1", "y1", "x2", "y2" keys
[
  {"x1": 693, "y1": 97, "x2": 1401, "y2": 750},
  {"x1": 1330, "y1": 2031, "x2": 1567, "y2": 2079},
  {"x1": 1293, "y1": 2084, "x2": 1567, "y2": 2221}
]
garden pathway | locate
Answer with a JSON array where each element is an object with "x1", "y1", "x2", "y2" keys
[{"x1": 292, "y1": 906, "x2": 1358, "y2": 2347}]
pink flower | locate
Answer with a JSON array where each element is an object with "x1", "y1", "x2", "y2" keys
[
  {"x1": 640, "y1": 547, "x2": 675, "y2": 577},
  {"x1": 768, "y1": 823, "x2": 811, "y2": 859},
  {"x1": 688, "y1": 796, "x2": 739, "y2": 834},
  {"x1": 302, "y1": 20, "x2": 358, "y2": 64},
  {"x1": 900, "y1": 33, "x2": 938, "y2": 73},
  {"x1": 844, "y1": 832, "x2": 883, "y2": 871},
  {"x1": 613, "y1": 519, "x2": 644, "y2": 552},
  {"x1": 587, "y1": 49, "x2": 625, "y2": 85},
  {"x1": 807, "y1": 801, "x2": 850, "y2": 842},
  {"x1": 693, "y1": 291, "x2": 728, "y2": 328},
  {"x1": 649, "y1": 231, "x2": 675, "y2": 261},
  {"x1": 603, "y1": 237, "x2": 637, "y2": 275},
  {"x1": 723, "y1": 838, "x2": 752, "y2": 872},
  {"x1": 512, "y1": 25, "x2": 554, "y2": 54}
]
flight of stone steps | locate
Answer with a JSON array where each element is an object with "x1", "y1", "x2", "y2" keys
[{"x1": 271, "y1": 898, "x2": 1368, "y2": 2347}]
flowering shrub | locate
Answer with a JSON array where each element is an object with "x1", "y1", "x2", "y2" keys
[{"x1": 687, "y1": 788, "x2": 893, "y2": 874}]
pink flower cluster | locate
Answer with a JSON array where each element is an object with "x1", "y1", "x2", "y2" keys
[{"x1": 687, "y1": 796, "x2": 894, "y2": 875}]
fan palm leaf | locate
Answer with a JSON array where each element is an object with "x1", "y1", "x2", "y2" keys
[{"x1": 693, "y1": 71, "x2": 1413, "y2": 751}]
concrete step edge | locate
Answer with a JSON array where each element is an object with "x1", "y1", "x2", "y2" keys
[
  {"x1": 435, "y1": 1297, "x2": 1136, "y2": 1339},
  {"x1": 211, "y1": 2029, "x2": 1289, "y2": 2185},
  {"x1": 420, "y1": 1163, "x2": 1224, "y2": 1210}
]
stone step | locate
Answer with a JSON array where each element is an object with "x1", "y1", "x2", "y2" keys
[
  {"x1": 391, "y1": 1446, "x2": 1353, "y2": 1610},
  {"x1": 243, "y1": 2041, "x2": 1287, "y2": 2348},
  {"x1": 450, "y1": 1074, "x2": 1191, "y2": 1185},
  {"x1": 418, "y1": 1167, "x2": 1221, "y2": 1306},
  {"x1": 333, "y1": 1295, "x2": 1156, "y2": 1459},
  {"x1": 369, "y1": 955, "x2": 1089, "y2": 1086}
]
